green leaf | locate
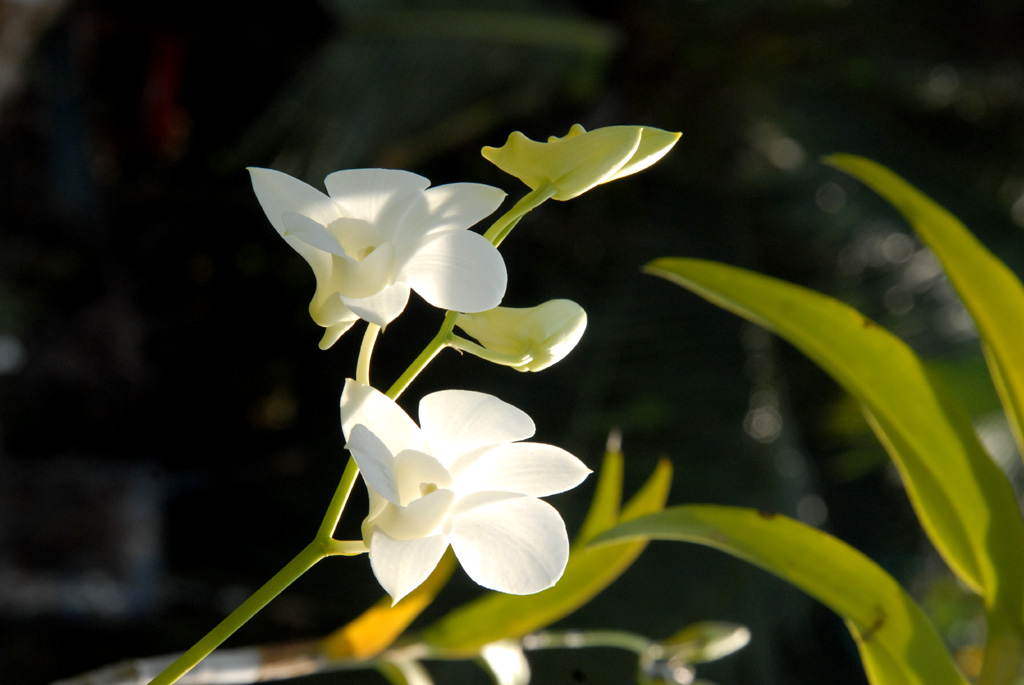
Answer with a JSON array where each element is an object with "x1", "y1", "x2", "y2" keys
[
  {"x1": 574, "y1": 431, "x2": 624, "y2": 547},
  {"x1": 645, "y1": 257, "x2": 1024, "y2": 604},
  {"x1": 826, "y1": 154, "x2": 1024, "y2": 463},
  {"x1": 594, "y1": 505, "x2": 969, "y2": 685},
  {"x1": 419, "y1": 451, "x2": 672, "y2": 653}
]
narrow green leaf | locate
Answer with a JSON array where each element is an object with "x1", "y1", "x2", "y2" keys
[
  {"x1": 594, "y1": 505, "x2": 969, "y2": 685},
  {"x1": 620, "y1": 458, "x2": 672, "y2": 520},
  {"x1": 826, "y1": 154, "x2": 1024, "y2": 463},
  {"x1": 574, "y1": 433, "x2": 624, "y2": 547},
  {"x1": 419, "y1": 455, "x2": 672, "y2": 653},
  {"x1": 825, "y1": 157, "x2": 1024, "y2": 680},
  {"x1": 646, "y1": 258, "x2": 1024, "y2": 604}
]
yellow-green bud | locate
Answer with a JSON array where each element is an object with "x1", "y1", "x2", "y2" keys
[
  {"x1": 481, "y1": 124, "x2": 681, "y2": 201},
  {"x1": 453, "y1": 300, "x2": 587, "y2": 372}
]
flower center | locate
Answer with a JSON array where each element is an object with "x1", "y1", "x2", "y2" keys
[
  {"x1": 392, "y1": 450, "x2": 454, "y2": 504},
  {"x1": 327, "y1": 217, "x2": 382, "y2": 262},
  {"x1": 362, "y1": 450, "x2": 457, "y2": 541}
]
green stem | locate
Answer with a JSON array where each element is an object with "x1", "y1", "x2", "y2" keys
[
  {"x1": 317, "y1": 323, "x2": 380, "y2": 549},
  {"x1": 148, "y1": 541, "x2": 328, "y2": 685},
  {"x1": 152, "y1": 289, "x2": 467, "y2": 685},
  {"x1": 483, "y1": 185, "x2": 556, "y2": 247},
  {"x1": 325, "y1": 539, "x2": 370, "y2": 555},
  {"x1": 317, "y1": 457, "x2": 362, "y2": 541},
  {"x1": 378, "y1": 185, "x2": 556, "y2": 401},
  {"x1": 386, "y1": 311, "x2": 460, "y2": 400},
  {"x1": 449, "y1": 334, "x2": 532, "y2": 368},
  {"x1": 356, "y1": 323, "x2": 381, "y2": 386},
  {"x1": 152, "y1": 459, "x2": 366, "y2": 685},
  {"x1": 522, "y1": 629, "x2": 653, "y2": 655}
]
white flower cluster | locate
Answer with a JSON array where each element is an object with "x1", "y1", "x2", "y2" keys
[{"x1": 250, "y1": 124, "x2": 676, "y2": 603}]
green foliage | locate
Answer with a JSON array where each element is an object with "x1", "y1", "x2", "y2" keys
[
  {"x1": 628, "y1": 157, "x2": 1024, "y2": 683},
  {"x1": 825, "y1": 154, "x2": 1024, "y2": 464},
  {"x1": 595, "y1": 505, "x2": 969, "y2": 685},
  {"x1": 419, "y1": 448, "x2": 672, "y2": 653},
  {"x1": 644, "y1": 256, "x2": 1024, "y2": 599}
]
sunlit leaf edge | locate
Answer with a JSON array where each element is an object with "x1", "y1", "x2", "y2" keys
[
  {"x1": 594, "y1": 505, "x2": 969, "y2": 685},
  {"x1": 645, "y1": 257, "x2": 1024, "y2": 600},
  {"x1": 825, "y1": 154, "x2": 1024, "y2": 463}
]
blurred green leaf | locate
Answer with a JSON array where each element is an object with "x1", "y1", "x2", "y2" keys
[
  {"x1": 648, "y1": 256, "x2": 1024, "y2": 682},
  {"x1": 828, "y1": 356, "x2": 1005, "y2": 444},
  {"x1": 645, "y1": 257, "x2": 1024, "y2": 601},
  {"x1": 595, "y1": 505, "x2": 969, "y2": 685},
  {"x1": 826, "y1": 154, "x2": 1024, "y2": 463},
  {"x1": 419, "y1": 451, "x2": 672, "y2": 653}
]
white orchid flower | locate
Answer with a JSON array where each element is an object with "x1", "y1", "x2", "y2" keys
[
  {"x1": 340, "y1": 380, "x2": 591, "y2": 604},
  {"x1": 249, "y1": 168, "x2": 508, "y2": 349}
]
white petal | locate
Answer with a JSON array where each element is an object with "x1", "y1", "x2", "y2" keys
[
  {"x1": 318, "y1": 322, "x2": 355, "y2": 350},
  {"x1": 346, "y1": 424, "x2": 401, "y2": 504},
  {"x1": 309, "y1": 292, "x2": 358, "y2": 328},
  {"x1": 419, "y1": 390, "x2": 535, "y2": 463},
  {"x1": 330, "y1": 217, "x2": 384, "y2": 259},
  {"x1": 248, "y1": 170, "x2": 333, "y2": 278},
  {"x1": 308, "y1": 293, "x2": 358, "y2": 348},
  {"x1": 341, "y1": 283, "x2": 411, "y2": 327},
  {"x1": 330, "y1": 242, "x2": 396, "y2": 299},
  {"x1": 323, "y1": 169, "x2": 429, "y2": 228},
  {"x1": 392, "y1": 449, "x2": 454, "y2": 503},
  {"x1": 403, "y1": 183, "x2": 506, "y2": 241},
  {"x1": 249, "y1": 168, "x2": 343, "y2": 233},
  {"x1": 363, "y1": 488, "x2": 389, "y2": 530},
  {"x1": 282, "y1": 212, "x2": 346, "y2": 255},
  {"x1": 367, "y1": 530, "x2": 450, "y2": 605},
  {"x1": 370, "y1": 488, "x2": 456, "y2": 540},
  {"x1": 401, "y1": 231, "x2": 507, "y2": 314},
  {"x1": 448, "y1": 493, "x2": 569, "y2": 595},
  {"x1": 341, "y1": 380, "x2": 422, "y2": 456},
  {"x1": 456, "y1": 443, "x2": 591, "y2": 497}
]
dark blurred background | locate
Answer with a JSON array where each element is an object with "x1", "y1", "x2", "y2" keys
[{"x1": 2, "y1": 0, "x2": 1023, "y2": 683}]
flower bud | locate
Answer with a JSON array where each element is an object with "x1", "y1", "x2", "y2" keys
[
  {"x1": 482, "y1": 124, "x2": 681, "y2": 201},
  {"x1": 654, "y1": 621, "x2": 751, "y2": 665},
  {"x1": 639, "y1": 621, "x2": 750, "y2": 685},
  {"x1": 453, "y1": 300, "x2": 587, "y2": 372}
]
